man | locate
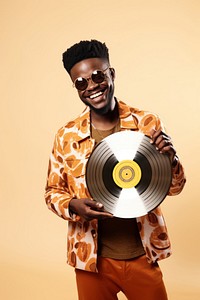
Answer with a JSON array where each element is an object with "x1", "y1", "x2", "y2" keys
[{"x1": 45, "y1": 40, "x2": 186, "y2": 300}]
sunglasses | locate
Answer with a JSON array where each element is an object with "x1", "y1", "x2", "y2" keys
[{"x1": 73, "y1": 66, "x2": 110, "y2": 91}]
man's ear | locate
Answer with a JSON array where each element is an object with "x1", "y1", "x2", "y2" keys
[{"x1": 110, "y1": 68, "x2": 115, "y2": 80}]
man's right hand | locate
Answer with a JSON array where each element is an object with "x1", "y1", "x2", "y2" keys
[{"x1": 69, "y1": 198, "x2": 113, "y2": 221}]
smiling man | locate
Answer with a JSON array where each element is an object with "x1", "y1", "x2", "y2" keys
[{"x1": 45, "y1": 40, "x2": 186, "y2": 300}]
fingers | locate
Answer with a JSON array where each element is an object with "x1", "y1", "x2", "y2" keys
[
  {"x1": 85, "y1": 199, "x2": 113, "y2": 220},
  {"x1": 149, "y1": 129, "x2": 176, "y2": 162},
  {"x1": 86, "y1": 199, "x2": 104, "y2": 211},
  {"x1": 84, "y1": 209, "x2": 113, "y2": 221},
  {"x1": 150, "y1": 129, "x2": 170, "y2": 144},
  {"x1": 72, "y1": 198, "x2": 113, "y2": 221}
]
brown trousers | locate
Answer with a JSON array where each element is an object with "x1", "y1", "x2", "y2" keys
[{"x1": 75, "y1": 255, "x2": 168, "y2": 300}]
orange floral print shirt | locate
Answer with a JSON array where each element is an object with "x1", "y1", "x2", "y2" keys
[{"x1": 45, "y1": 100, "x2": 186, "y2": 272}]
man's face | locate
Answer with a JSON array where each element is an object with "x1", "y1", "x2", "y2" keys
[{"x1": 70, "y1": 58, "x2": 115, "y2": 115}]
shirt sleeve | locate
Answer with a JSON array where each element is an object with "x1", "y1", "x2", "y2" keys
[
  {"x1": 155, "y1": 115, "x2": 186, "y2": 196},
  {"x1": 168, "y1": 156, "x2": 186, "y2": 196},
  {"x1": 44, "y1": 133, "x2": 80, "y2": 221}
]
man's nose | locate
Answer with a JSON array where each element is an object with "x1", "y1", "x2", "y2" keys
[{"x1": 87, "y1": 78, "x2": 99, "y2": 90}]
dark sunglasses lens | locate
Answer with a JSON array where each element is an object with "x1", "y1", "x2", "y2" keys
[
  {"x1": 75, "y1": 78, "x2": 88, "y2": 91},
  {"x1": 92, "y1": 70, "x2": 106, "y2": 83}
]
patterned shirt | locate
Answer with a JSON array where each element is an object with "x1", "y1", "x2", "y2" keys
[{"x1": 45, "y1": 100, "x2": 186, "y2": 272}]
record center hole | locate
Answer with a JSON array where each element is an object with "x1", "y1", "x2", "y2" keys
[{"x1": 119, "y1": 167, "x2": 135, "y2": 182}]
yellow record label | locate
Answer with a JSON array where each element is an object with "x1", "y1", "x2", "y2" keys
[{"x1": 112, "y1": 160, "x2": 142, "y2": 188}]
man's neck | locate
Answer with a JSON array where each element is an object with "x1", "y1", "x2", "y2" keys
[{"x1": 90, "y1": 100, "x2": 119, "y2": 130}]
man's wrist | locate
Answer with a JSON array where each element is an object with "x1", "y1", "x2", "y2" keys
[
  {"x1": 69, "y1": 198, "x2": 77, "y2": 216},
  {"x1": 172, "y1": 155, "x2": 178, "y2": 167}
]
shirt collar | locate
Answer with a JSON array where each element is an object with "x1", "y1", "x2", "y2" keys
[{"x1": 76, "y1": 100, "x2": 138, "y2": 142}]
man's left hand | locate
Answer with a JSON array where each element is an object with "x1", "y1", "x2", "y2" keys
[{"x1": 150, "y1": 129, "x2": 176, "y2": 164}]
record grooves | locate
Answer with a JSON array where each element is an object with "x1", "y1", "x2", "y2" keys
[{"x1": 86, "y1": 131, "x2": 172, "y2": 218}]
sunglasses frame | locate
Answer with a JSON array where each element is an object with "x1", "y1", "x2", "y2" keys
[{"x1": 73, "y1": 66, "x2": 110, "y2": 91}]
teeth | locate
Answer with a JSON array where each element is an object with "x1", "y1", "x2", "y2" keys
[{"x1": 90, "y1": 91, "x2": 103, "y2": 99}]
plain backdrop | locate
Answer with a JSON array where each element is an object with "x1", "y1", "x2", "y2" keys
[{"x1": 1, "y1": 1, "x2": 200, "y2": 299}]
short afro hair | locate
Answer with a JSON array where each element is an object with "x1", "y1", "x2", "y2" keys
[{"x1": 62, "y1": 39, "x2": 110, "y2": 74}]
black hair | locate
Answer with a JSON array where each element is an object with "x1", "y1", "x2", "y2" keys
[{"x1": 62, "y1": 39, "x2": 110, "y2": 74}]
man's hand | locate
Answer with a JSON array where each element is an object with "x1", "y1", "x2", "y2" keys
[
  {"x1": 150, "y1": 129, "x2": 176, "y2": 163},
  {"x1": 69, "y1": 198, "x2": 113, "y2": 221}
]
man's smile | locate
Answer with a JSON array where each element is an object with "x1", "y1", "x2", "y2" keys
[{"x1": 89, "y1": 91, "x2": 103, "y2": 99}]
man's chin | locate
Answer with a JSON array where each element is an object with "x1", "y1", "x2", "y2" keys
[
  {"x1": 87, "y1": 97, "x2": 116, "y2": 115},
  {"x1": 89, "y1": 103, "x2": 111, "y2": 115}
]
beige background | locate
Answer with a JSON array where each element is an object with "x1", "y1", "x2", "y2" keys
[{"x1": 1, "y1": 1, "x2": 200, "y2": 299}]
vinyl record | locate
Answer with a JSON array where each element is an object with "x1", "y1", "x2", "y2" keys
[{"x1": 86, "y1": 131, "x2": 172, "y2": 218}]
